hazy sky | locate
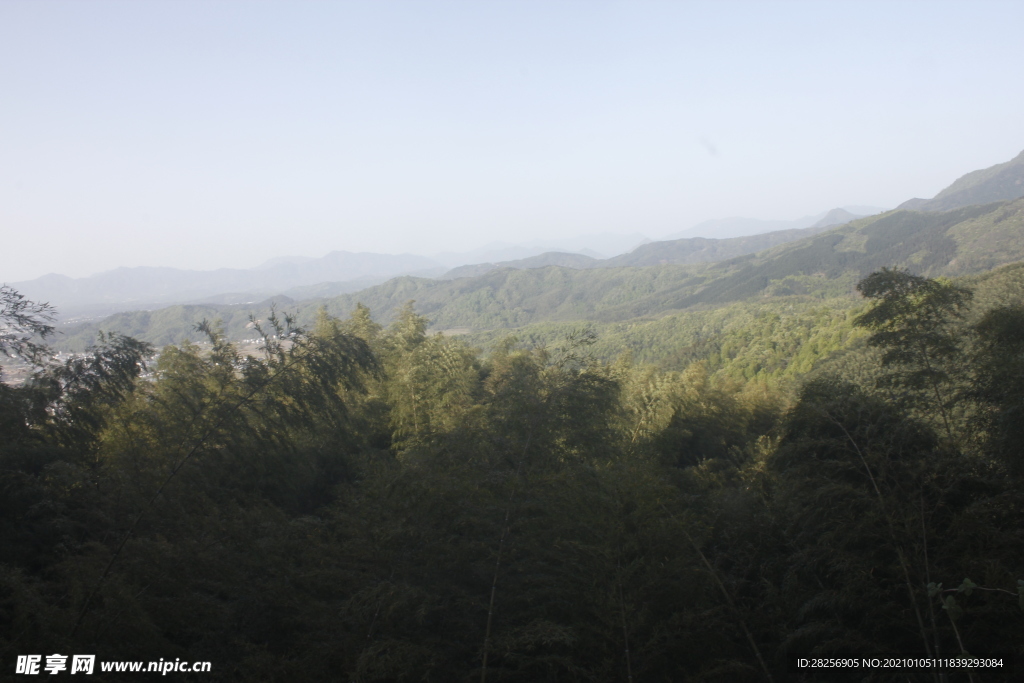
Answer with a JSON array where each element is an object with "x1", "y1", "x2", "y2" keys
[{"x1": 2, "y1": 0, "x2": 1022, "y2": 281}]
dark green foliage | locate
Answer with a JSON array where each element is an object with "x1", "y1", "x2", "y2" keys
[
  {"x1": 3, "y1": 269, "x2": 1023, "y2": 682},
  {"x1": 854, "y1": 268, "x2": 973, "y2": 439},
  {"x1": 768, "y1": 376, "x2": 1024, "y2": 674},
  {"x1": 855, "y1": 269, "x2": 972, "y2": 365},
  {"x1": 858, "y1": 207, "x2": 976, "y2": 271},
  {"x1": 970, "y1": 304, "x2": 1024, "y2": 472}
]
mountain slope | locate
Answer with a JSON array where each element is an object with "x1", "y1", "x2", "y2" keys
[
  {"x1": 440, "y1": 225, "x2": 836, "y2": 279},
  {"x1": 603, "y1": 225, "x2": 833, "y2": 268},
  {"x1": 54, "y1": 198, "x2": 1024, "y2": 352},
  {"x1": 898, "y1": 148, "x2": 1024, "y2": 211},
  {"x1": 669, "y1": 199, "x2": 1024, "y2": 309}
]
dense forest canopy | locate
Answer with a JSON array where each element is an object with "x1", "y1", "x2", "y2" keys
[{"x1": 2, "y1": 262, "x2": 1022, "y2": 681}]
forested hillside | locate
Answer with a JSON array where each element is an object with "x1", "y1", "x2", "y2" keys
[
  {"x1": 2, "y1": 264, "x2": 1023, "y2": 681},
  {"x1": 441, "y1": 224, "x2": 833, "y2": 279},
  {"x1": 7, "y1": 152, "x2": 1024, "y2": 681},
  {"x1": 55, "y1": 199, "x2": 1024, "y2": 371}
]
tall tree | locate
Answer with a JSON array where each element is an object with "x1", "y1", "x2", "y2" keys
[{"x1": 854, "y1": 268, "x2": 972, "y2": 441}]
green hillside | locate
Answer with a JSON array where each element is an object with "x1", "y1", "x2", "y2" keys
[
  {"x1": 7, "y1": 255, "x2": 1024, "y2": 680},
  {"x1": 55, "y1": 198, "x2": 1024, "y2": 358},
  {"x1": 440, "y1": 224, "x2": 831, "y2": 279},
  {"x1": 459, "y1": 295, "x2": 868, "y2": 384},
  {"x1": 52, "y1": 265, "x2": 709, "y2": 350},
  {"x1": 665, "y1": 200, "x2": 1024, "y2": 308},
  {"x1": 10, "y1": 176, "x2": 1024, "y2": 683},
  {"x1": 463, "y1": 259, "x2": 1024, "y2": 380}
]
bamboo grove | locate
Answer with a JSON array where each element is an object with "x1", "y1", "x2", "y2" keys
[{"x1": 1, "y1": 269, "x2": 1022, "y2": 682}]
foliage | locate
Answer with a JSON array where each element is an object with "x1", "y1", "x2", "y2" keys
[
  {"x1": 2, "y1": 266, "x2": 1023, "y2": 681},
  {"x1": 0, "y1": 284, "x2": 56, "y2": 365},
  {"x1": 854, "y1": 268, "x2": 973, "y2": 438},
  {"x1": 969, "y1": 304, "x2": 1024, "y2": 472}
]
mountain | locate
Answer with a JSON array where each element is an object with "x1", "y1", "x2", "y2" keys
[
  {"x1": 812, "y1": 207, "x2": 862, "y2": 228},
  {"x1": 516, "y1": 232, "x2": 651, "y2": 259},
  {"x1": 661, "y1": 200, "x2": 1024, "y2": 309},
  {"x1": 602, "y1": 225, "x2": 834, "y2": 268},
  {"x1": 665, "y1": 206, "x2": 885, "y2": 240},
  {"x1": 438, "y1": 209, "x2": 883, "y2": 280},
  {"x1": 37, "y1": 151, "x2": 1024, "y2": 346},
  {"x1": 442, "y1": 252, "x2": 601, "y2": 279},
  {"x1": 430, "y1": 243, "x2": 553, "y2": 269},
  {"x1": 54, "y1": 196, "x2": 1024, "y2": 351},
  {"x1": 898, "y1": 148, "x2": 1024, "y2": 212},
  {"x1": 440, "y1": 225, "x2": 835, "y2": 279},
  {"x1": 11, "y1": 235, "x2": 650, "y2": 321},
  {"x1": 429, "y1": 233, "x2": 649, "y2": 268},
  {"x1": 11, "y1": 251, "x2": 446, "y2": 320}
]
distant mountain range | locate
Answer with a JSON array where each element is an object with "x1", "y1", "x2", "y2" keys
[
  {"x1": 442, "y1": 252, "x2": 603, "y2": 280},
  {"x1": 6, "y1": 218, "x2": 864, "y2": 320},
  {"x1": 441, "y1": 225, "x2": 837, "y2": 279},
  {"x1": 53, "y1": 191, "x2": 1024, "y2": 352},
  {"x1": 663, "y1": 205, "x2": 887, "y2": 240},
  {"x1": 428, "y1": 234, "x2": 650, "y2": 269},
  {"x1": 9, "y1": 252, "x2": 446, "y2": 321},
  {"x1": 437, "y1": 150, "x2": 1024, "y2": 283},
  {"x1": 13, "y1": 148, "x2": 1024, "y2": 326},
  {"x1": 9, "y1": 234, "x2": 658, "y2": 321}
]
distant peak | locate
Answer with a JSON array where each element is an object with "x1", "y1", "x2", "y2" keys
[{"x1": 812, "y1": 208, "x2": 863, "y2": 229}]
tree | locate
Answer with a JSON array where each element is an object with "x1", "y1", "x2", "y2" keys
[
  {"x1": 27, "y1": 332, "x2": 154, "y2": 447},
  {"x1": 969, "y1": 304, "x2": 1024, "y2": 472},
  {"x1": 0, "y1": 285, "x2": 56, "y2": 366},
  {"x1": 854, "y1": 268, "x2": 973, "y2": 441},
  {"x1": 769, "y1": 373, "x2": 1024, "y2": 672}
]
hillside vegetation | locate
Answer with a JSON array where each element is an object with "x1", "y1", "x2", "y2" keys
[
  {"x1": 4, "y1": 264, "x2": 1024, "y2": 681},
  {"x1": 56, "y1": 199, "x2": 1024, "y2": 363},
  {"x1": 7, "y1": 148, "x2": 1024, "y2": 682},
  {"x1": 441, "y1": 224, "x2": 832, "y2": 279}
]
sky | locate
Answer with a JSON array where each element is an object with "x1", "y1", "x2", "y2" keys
[{"x1": 2, "y1": 0, "x2": 1023, "y2": 282}]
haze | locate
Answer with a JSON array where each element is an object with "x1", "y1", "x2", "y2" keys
[{"x1": 2, "y1": 0, "x2": 1022, "y2": 282}]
